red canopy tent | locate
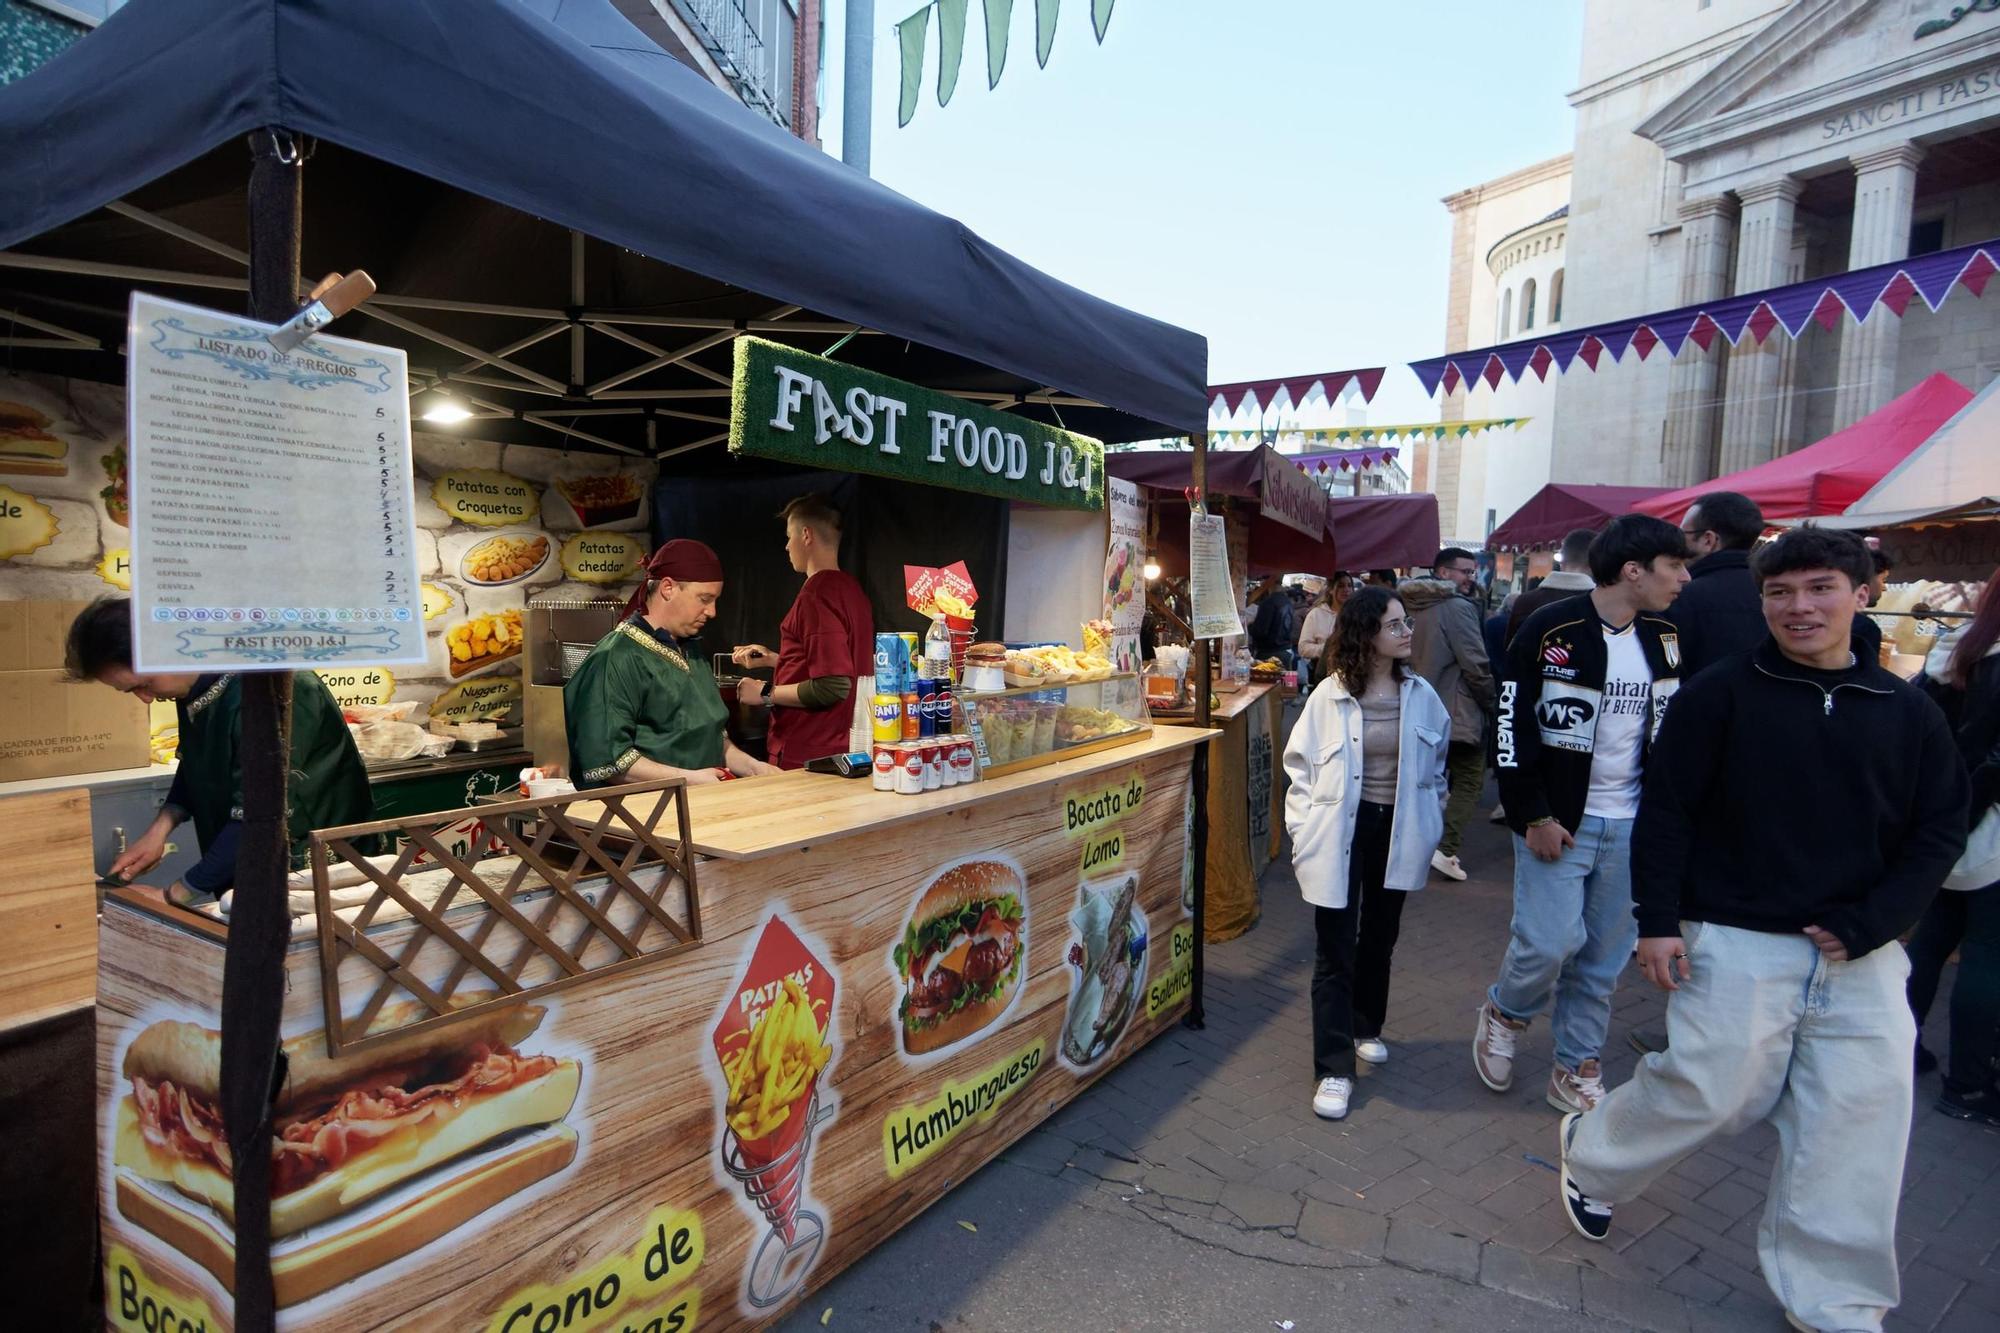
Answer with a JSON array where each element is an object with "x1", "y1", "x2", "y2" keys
[
  {"x1": 1634, "y1": 372, "x2": 1974, "y2": 522},
  {"x1": 1107, "y1": 449, "x2": 1338, "y2": 576},
  {"x1": 1487, "y1": 483, "x2": 1671, "y2": 552},
  {"x1": 1326, "y1": 492, "x2": 1441, "y2": 571}
]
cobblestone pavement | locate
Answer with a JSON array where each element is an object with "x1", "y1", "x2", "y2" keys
[{"x1": 795, "y1": 793, "x2": 2000, "y2": 1332}]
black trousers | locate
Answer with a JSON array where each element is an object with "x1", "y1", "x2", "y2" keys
[{"x1": 1311, "y1": 801, "x2": 1409, "y2": 1080}]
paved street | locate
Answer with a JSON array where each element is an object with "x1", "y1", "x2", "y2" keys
[{"x1": 794, "y1": 791, "x2": 2000, "y2": 1332}]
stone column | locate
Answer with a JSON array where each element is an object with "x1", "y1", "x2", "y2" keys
[
  {"x1": 1662, "y1": 195, "x2": 1737, "y2": 486},
  {"x1": 1717, "y1": 178, "x2": 1802, "y2": 473},
  {"x1": 1833, "y1": 144, "x2": 1924, "y2": 428}
]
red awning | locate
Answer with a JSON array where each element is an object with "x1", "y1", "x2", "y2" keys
[
  {"x1": 1634, "y1": 373, "x2": 1974, "y2": 522},
  {"x1": 1487, "y1": 484, "x2": 1672, "y2": 552},
  {"x1": 1327, "y1": 493, "x2": 1440, "y2": 571}
]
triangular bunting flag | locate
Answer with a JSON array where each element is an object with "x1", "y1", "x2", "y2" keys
[
  {"x1": 1480, "y1": 355, "x2": 1504, "y2": 389},
  {"x1": 1811, "y1": 289, "x2": 1847, "y2": 332},
  {"x1": 1576, "y1": 335, "x2": 1603, "y2": 371},
  {"x1": 1092, "y1": 0, "x2": 1115, "y2": 41},
  {"x1": 1035, "y1": 0, "x2": 1059, "y2": 68},
  {"x1": 1686, "y1": 314, "x2": 1720, "y2": 353},
  {"x1": 1528, "y1": 346, "x2": 1554, "y2": 381},
  {"x1": 937, "y1": 0, "x2": 970, "y2": 105},
  {"x1": 1630, "y1": 325, "x2": 1660, "y2": 360},
  {"x1": 897, "y1": 7, "x2": 932, "y2": 127},
  {"x1": 984, "y1": 0, "x2": 1014, "y2": 88},
  {"x1": 1878, "y1": 271, "x2": 1919, "y2": 318},
  {"x1": 1963, "y1": 250, "x2": 1999, "y2": 298},
  {"x1": 1744, "y1": 302, "x2": 1779, "y2": 345}
]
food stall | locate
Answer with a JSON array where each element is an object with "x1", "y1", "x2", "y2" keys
[{"x1": 0, "y1": 2, "x2": 1211, "y2": 1328}]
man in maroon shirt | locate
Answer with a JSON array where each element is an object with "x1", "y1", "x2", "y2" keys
[{"x1": 731, "y1": 494, "x2": 875, "y2": 769}]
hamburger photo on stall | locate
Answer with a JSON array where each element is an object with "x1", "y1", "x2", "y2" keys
[
  {"x1": 892, "y1": 857, "x2": 1029, "y2": 1057},
  {"x1": 109, "y1": 998, "x2": 582, "y2": 1307}
]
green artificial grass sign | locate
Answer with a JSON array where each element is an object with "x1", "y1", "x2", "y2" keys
[{"x1": 730, "y1": 337, "x2": 1105, "y2": 511}]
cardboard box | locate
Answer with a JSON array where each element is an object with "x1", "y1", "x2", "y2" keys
[{"x1": 0, "y1": 601, "x2": 150, "y2": 783}]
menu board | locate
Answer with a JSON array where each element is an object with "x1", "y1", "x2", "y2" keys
[
  {"x1": 124, "y1": 293, "x2": 424, "y2": 672},
  {"x1": 1188, "y1": 511, "x2": 1242, "y2": 641}
]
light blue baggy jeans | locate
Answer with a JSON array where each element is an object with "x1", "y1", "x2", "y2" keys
[
  {"x1": 1568, "y1": 921, "x2": 1914, "y2": 1332},
  {"x1": 1487, "y1": 815, "x2": 1636, "y2": 1070}
]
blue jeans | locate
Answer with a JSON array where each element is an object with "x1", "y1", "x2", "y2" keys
[{"x1": 1487, "y1": 815, "x2": 1636, "y2": 1070}]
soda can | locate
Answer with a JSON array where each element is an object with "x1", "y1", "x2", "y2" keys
[
  {"x1": 938, "y1": 735, "x2": 959, "y2": 788},
  {"x1": 950, "y1": 734, "x2": 979, "y2": 784},
  {"x1": 895, "y1": 742, "x2": 925, "y2": 795},
  {"x1": 896, "y1": 631, "x2": 920, "y2": 687},
  {"x1": 901, "y1": 691, "x2": 921, "y2": 741},
  {"x1": 933, "y1": 678, "x2": 955, "y2": 733},
  {"x1": 916, "y1": 677, "x2": 938, "y2": 738},
  {"x1": 871, "y1": 692, "x2": 904, "y2": 745},
  {"x1": 873, "y1": 633, "x2": 907, "y2": 695},
  {"x1": 872, "y1": 744, "x2": 897, "y2": 791},
  {"x1": 920, "y1": 741, "x2": 942, "y2": 791}
]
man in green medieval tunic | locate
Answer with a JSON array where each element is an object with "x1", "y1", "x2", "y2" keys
[
  {"x1": 68, "y1": 597, "x2": 377, "y2": 907},
  {"x1": 566, "y1": 538, "x2": 779, "y2": 788}
]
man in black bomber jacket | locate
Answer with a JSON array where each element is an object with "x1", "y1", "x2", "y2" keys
[
  {"x1": 1555, "y1": 527, "x2": 1967, "y2": 1332},
  {"x1": 1475, "y1": 516, "x2": 1690, "y2": 1117}
]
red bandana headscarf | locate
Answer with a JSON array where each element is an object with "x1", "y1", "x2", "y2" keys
[{"x1": 624, "y1": 538, "x2": 725, "y2": 617}]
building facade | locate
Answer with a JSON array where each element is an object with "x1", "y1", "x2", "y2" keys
[
  {"x1": 1428, "y1": 156, "x2": 1572, "y2": 545},
  {"x1": 1436, "y1": 0, "x2": 2000, "y2": 536}
]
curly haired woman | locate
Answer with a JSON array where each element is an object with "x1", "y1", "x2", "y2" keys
[{"x1": 1282, "y1": 586, "x2": 1451, "y2": 1119}]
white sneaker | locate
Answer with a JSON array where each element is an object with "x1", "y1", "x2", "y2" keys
[
  {"x1": 1432, "y1": 851, "x2": 1468, "y2": 881},
  {"x1": 1473, "y1": 1001, "x2": 1524, "y2": 1092},
  {"x1": 1355, "y1": 1038, "x2": 1389, "y2": 1065},
  {"x1": 1312, "y1": 1076, "x2": 1353, "y2": 1120}
]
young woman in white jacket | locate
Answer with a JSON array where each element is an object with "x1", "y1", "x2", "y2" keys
[{"x1": 1283, "y1": 586, "x2": 1452, "y2": 1120}]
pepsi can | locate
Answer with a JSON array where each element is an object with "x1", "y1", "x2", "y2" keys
[{"x1": 917, "y1": 677, "x2": 938, "y2": 738}]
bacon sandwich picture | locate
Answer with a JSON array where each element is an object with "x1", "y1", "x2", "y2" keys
[
  {"x1": 111, "y1": 1001, "x2": 581, "y2": 1306},
  {"x1": 0, "y1": 399, "x2": 68, "y2": 475},
  {"x1": 892, "y1": 857, "x2": 1028, "y2": 1057}
]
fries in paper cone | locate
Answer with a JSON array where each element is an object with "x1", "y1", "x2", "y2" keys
[{"x1": 713, "y1": 917, "x2": 838, "y2": 1259}]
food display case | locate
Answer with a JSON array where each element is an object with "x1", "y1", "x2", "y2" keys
[{"x1": 963, "y1": 673, "x2": 1151, "y2": 777}]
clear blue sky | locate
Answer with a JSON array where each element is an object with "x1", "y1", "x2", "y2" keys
[{"x1": 818, "y1": 0, "x2": 1584, "y2": 426}]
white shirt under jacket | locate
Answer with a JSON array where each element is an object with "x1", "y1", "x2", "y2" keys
[{"x1": 1282, "y1": 671, "x2": 1452, "y2": 907}]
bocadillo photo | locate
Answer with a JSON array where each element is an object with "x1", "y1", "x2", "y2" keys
[{"x1": 112, "y1": 1000, "x2": 581, "y2": 1306}]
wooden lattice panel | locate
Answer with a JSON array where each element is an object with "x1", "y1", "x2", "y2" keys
[{"x1": 308, "y1": 778, "x2": 699, "y2": 1057}]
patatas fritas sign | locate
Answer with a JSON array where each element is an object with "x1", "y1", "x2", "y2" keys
[
  {"x1": 729, "y1": 337, "x2": 1105, "y2": 511},
  {"x1": 95, "y1": 746, "x2": 1196, "y2": 1331}
]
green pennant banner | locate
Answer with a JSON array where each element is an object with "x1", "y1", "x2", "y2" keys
[
  {"x1": 984, "y1": 0, "x2": 1013, "y2": 88},
  {"x1": 1036, "y1": 0, "x2": 1060, "y2": 67},
  {"x1": 897, "y1": 7, "x2": 932, "y2": 127},
  {"x1": 937, "y1": 0, "x2": 969, "y2": 105},
  {"x1": 1092, "y1": 0, "x2": 1116, "y2": 41},
  {"x1": 731, "y1": 337, "x2": 1105, "y2": 511}
]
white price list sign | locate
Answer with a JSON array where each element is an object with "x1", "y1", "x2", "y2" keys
[
  {"x1": 1188, "y1": 510, "x2": 1243, "y2": 641},
  {"x1": 125, "y1": 293, "x2": 425, "y2": 672}
]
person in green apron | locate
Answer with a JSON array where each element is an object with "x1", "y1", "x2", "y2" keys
[
  {"x1": 566, "y1": 538, "x2": 779, "y2": 788},
  {"x1": 66, "y1": 597, "x2": 378, "y2": 906}
]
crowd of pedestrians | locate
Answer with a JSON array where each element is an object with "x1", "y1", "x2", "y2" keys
[{"x1": 1279, "y1": 501, "x2": 1996, "y2": 1333}]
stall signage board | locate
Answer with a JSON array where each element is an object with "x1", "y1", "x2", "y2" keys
[
  {"x1": 1189, "y1": 511, "x2": 1243, "y2": 640},
  {"x1": 1256, "y1": 444, "x2": 1328, "y2": 540},
  {"x1": 730, "y1": 337, "x2": 1104, "y2": 511},
  {"x1": 124, "y1": 293, "x2": 424, "y2": 672}
]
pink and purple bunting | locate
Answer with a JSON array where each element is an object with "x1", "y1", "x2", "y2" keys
[
  {"x1": 1208, "y1": 367, "x2": 1386, "y2": 416},
  {"x1": 1407, "y1": 235, "x2": 2000, "y2": 397}
]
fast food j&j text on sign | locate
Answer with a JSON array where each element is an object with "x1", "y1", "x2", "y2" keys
[{"x1": 730, "y1": 337, "x2": 1104, "y2": 511}]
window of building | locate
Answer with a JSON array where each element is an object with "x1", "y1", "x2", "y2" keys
[
  {"x1": 1499, "y1": 288, "x2": 1513, "y2": 340},
  {"x1": 1550, "y1": 267, "x2": 1564, "y2": 324},
  {"x1": 1909, "y1": 216, "x2": 1946, "y2": 257},
  {"x1": 1520, "y1": 278, "x2": 1538, "y2": 332}
]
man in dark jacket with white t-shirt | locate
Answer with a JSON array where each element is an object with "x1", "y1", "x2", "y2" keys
[{"x1": 1555, "y1": 526, "x2": 1966, "y2": 1332}]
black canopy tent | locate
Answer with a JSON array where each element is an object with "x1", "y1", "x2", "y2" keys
[
  {"x1": 0, "y1": 0, "x2": 1207, "y2": 451},
  {"x1": 0, "y1": 2, "x2": 1208, "y2": 1324}
]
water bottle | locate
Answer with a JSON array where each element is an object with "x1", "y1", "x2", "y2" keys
[{"x1": 923, "y1": 614, "x2": 954, "y2": 682}]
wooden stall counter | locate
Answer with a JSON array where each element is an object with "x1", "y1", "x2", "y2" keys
[
  {"x1": 1155, "y1": 681, "x2": 1285, "y2": 941},
  {"x1": 95, "y1": 728, "x2": 1211, "y2": 1332}
]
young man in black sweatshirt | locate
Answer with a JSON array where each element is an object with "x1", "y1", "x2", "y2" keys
[{"x1": 1556, "y1": 527, "x2": 1968, "y2": 1333}]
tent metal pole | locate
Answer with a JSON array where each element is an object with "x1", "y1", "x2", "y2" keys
[
  {"x1": 223, "y1": 126, "x2": 305, "y2": 1333},
  {"x1": 363, "y1": 305, "x2": 567, "y2": 392},
  {"x1": 570, "y1": 231, "x2": 586, "y2": 387},
  {"x1": 104, "y1": 200, "x2": 250, "y2": 265},
  {"x1": 0, "y1": 250, "x2": 247, "y2": 290},
  {"x1": 1187, "y1": 430, "x2": 1210, "y2": 1030}
]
